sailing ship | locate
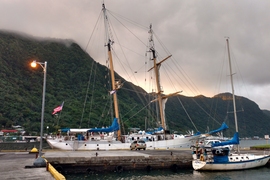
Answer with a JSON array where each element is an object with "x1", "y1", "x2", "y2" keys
[
  {"x1": 46, "y1": 3, "x2": 228, "y2": 151},
  {"x1": 191, "y1": 38, "x2": 270, "y2": 170}
]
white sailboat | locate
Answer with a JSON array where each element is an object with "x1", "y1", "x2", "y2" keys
[
  {"x1": 192, "y1": 38, "x2": 270, "y2": 170},
  {"x1": 46, "y1": 3, "x2": 203, "y2": 151}
]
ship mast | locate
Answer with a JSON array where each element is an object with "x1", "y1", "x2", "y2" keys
[
  {"x1": 148, "y1": 25, "x2": 181, "y2": 130},
  {"x1": 102, "y1": 3, "x2": 121, "y2": 140},
  {"x1": 226, "y1": 38, "x2": 239, "y2": 152}
]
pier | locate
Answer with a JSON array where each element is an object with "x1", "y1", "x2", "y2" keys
[
  {"x1": 44, "y1": 149, "x2": 192, "y2": 174},
  {"x1": 43, "y1": 149, "x2": 270, "y2": 174},
  {"x1": 0, "y1": 149, "x2": 270, "y2": 179}
]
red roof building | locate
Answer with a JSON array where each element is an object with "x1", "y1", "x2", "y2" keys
[{"x1": 1, "y1": 129, "x2": 18, "y2": 133}]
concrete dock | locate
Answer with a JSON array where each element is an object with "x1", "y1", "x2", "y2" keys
[
  {"x1": 1, "y1": 149, "x2": 270, "y2": 179},
  {"x1": 44, "y1": 148, "x2": 270, "y2": 174},
  {"x1": 45, "y1": 149, "x2": 193, "y2": 174},
  {"x1": 0, "y1": 152, "x2": 54, "y2": 180}
]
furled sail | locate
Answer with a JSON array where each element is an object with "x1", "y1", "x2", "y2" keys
[
  {"x1": 211, "y1": 132, "x2": 239, "y2": 147},
  {"x1": 207, "y1": 122, "x2": 229, "y2": 135},
  {"x1": 87, "y1": 118, "x2": 119, "y2": 133}
]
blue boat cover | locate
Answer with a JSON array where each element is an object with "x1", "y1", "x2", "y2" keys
[
  {"x1": 211, "y1": 132, "x2": 239, "y2": 147},
  {"x1": 87, "y1": 118, "x2": 119, "y2": 133},
  {"x1": 60, "y1": 128, "x2": 70, "y2": 132},
  {"x1": 207, "y1": 122, "x2": 229, "y2": 135},
  {"x1": 146, "y1": 127, "x2": 163, "y2": 135}
]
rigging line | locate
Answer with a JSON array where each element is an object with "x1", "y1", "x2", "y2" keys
[
  {"x1": 124, "y1": 102, "x2": 152, "y2": 123},
  {"x1": 175, "y1": 96, "x2": 199, "y2": 132},
  {"x1": 105, "y1": 12, "x2": 154, "y2": 110},
  {"x1": 121, "y1": 104, "x2": 138, "y2": 119},
  {"x1": 107, "y1": 10, "x2": 148, "y2": 46},
  {"x1": 108, "y1": 9, "x2": 148, "y2": 30},
  {"x1": 208, "y1": 43, "x2": 228, "y2": 126},
  {"x1": 79, "y1": 60, "x2": 95, "y2": 128},
  {"x1": 105, "y1": 13, "x2": 141, "y2": 87},
  {"x1": 87, "y1": 62, "x2": 98, "y2": 127},
  {"x1": 97, "y1": 96, "x2": 111, "y2": 127},
  {"x1": 190, "y1": 97, "x2": 221, "y2": 125},
  {"x1": 110, "y1": 49, "x2": 150, "y2": 108},
  {"x1": 229, "y1": 45, "x2": 247, "y2": 112},
  {"x1": 118, "y1": 110, "x2": 126, "y2": 135},
  {"x1": 170, "y1": 57, "x2": 201, "y2": 96},
  {"x1": 84, "y1": 10, "x2": 103, "y2": 52},
  {"x1": 152, "y1": 30, "x2": 172, "y2": 57},
  {"x1": 106, "y1": 15, "x2": 146, "y2": 90},
  {"x1": 121, "y1": 87, "x2": 148, "y2": 95},
  {"x1": 95, "y1": 86, "x2": 114, "y2": 128},
  {"x1": 161, "y1": 64, "x2": 202, "y2": 130},
  {"x1": 107, "y1": 11, "x2": 150, "y2": 92}
]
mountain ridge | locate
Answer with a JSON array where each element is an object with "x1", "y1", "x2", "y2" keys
[{"x1": 1, "y1": 31, "x2": 269, "y2": 138}]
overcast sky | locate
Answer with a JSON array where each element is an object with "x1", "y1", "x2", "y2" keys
[{"x1": 1, "y1": 0, "x2": 270, "y2": 110}]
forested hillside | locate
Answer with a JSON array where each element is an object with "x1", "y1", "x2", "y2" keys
[{"x1": 1, "y1": 31, "x2": 270, "y2": 138}]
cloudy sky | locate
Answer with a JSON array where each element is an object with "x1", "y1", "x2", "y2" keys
[{"x1": 1, "y1": 0, "x2": 270, "y2": 110}]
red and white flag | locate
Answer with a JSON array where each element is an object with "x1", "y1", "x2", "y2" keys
[{"x1": 52, "y1": 101, "x2": 64, "y2": 115}]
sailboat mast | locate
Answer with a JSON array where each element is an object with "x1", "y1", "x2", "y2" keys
[
  {"x1": 148, "y1": 25, "x2": 167, "y2": 130},
  {"x1": 226, "y1": 38, "x2": 239, "y2": 133},
  {"x1": 226, "y1": 38, "x2": 240, "y2": 152},
  {"x1": 102, "y1": 3, "x2": 121, "y2": 140}
]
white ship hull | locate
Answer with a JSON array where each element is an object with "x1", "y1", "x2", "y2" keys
[
  {"x1": 192, "y1": 154, "x2": 270, "y2": 171},
  {"x1": 46, "y1": 136, "x2": 194, "y2": 151}
]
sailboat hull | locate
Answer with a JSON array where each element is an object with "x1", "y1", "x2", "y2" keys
[
  {"x1": 192, "y1": 154, "x2": 270, "y2": 171},
  {"x1": 46, "y1": 136, "x2": 195, "y2": 151}
]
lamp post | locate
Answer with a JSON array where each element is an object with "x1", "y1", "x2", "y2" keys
[{"x1": 31, "y1": 60, "x2": 47, "y2": 167}]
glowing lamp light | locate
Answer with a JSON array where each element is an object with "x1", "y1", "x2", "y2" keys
[{"x1": 31, "y1": 60, "x2": 37, "y2": 68}]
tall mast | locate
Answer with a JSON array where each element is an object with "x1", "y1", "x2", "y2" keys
[
  {"x1": 226, "y1": 38, "x2": 239, "y2": 152},
  {"x1": 148, "y1": 25, "x2": 180, "y2": 130},
  {"x1": 102, "y1": 3, "x2": 121, "y2": 140},
  {"x1": 148, "y1": 25, "x2": 166, "y2": 129}
]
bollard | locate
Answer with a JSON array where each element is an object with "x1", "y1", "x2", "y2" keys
[{"x1": 46, "y1": 162, "x2": 49, "y2": 171}]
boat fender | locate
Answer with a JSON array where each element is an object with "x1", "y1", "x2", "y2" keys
[{"x1": 200, "y1": 154, "x2": 204, "y2": 161}]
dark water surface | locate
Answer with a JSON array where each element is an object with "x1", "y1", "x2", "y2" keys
[{"x1": 65, "y1": 167, "x2": 270, "y2": 180}]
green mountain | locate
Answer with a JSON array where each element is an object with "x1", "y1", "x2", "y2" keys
[
  {"x1": 166, "y1": 93, "x2": 270, "y2": 138},
  {"x1": 263, "y1": 110, "x2": 270, "y2": 118},
  {"x1": 1, "y1": 31, "x2": 269, "y2": 138}
]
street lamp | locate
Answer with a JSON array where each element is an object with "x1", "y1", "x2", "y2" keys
[{"x1": 31, "y1": 60, "x2": 47, "y2": 167}]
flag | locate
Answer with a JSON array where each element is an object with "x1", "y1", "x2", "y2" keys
[
  {"x1": 52, "y1": 101, "x2": 64, "y2": 115},
  {"x1": 109, "y1": 90, "x2": 116, "y2": 95}
]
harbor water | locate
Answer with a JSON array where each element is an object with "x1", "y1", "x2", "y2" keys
[
  {"x1": 65, "y1": 167, "x2": 270, "y2": 180},
  {"x1": 64, "y1": 139, "x2": 270, "y2": 180}
]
